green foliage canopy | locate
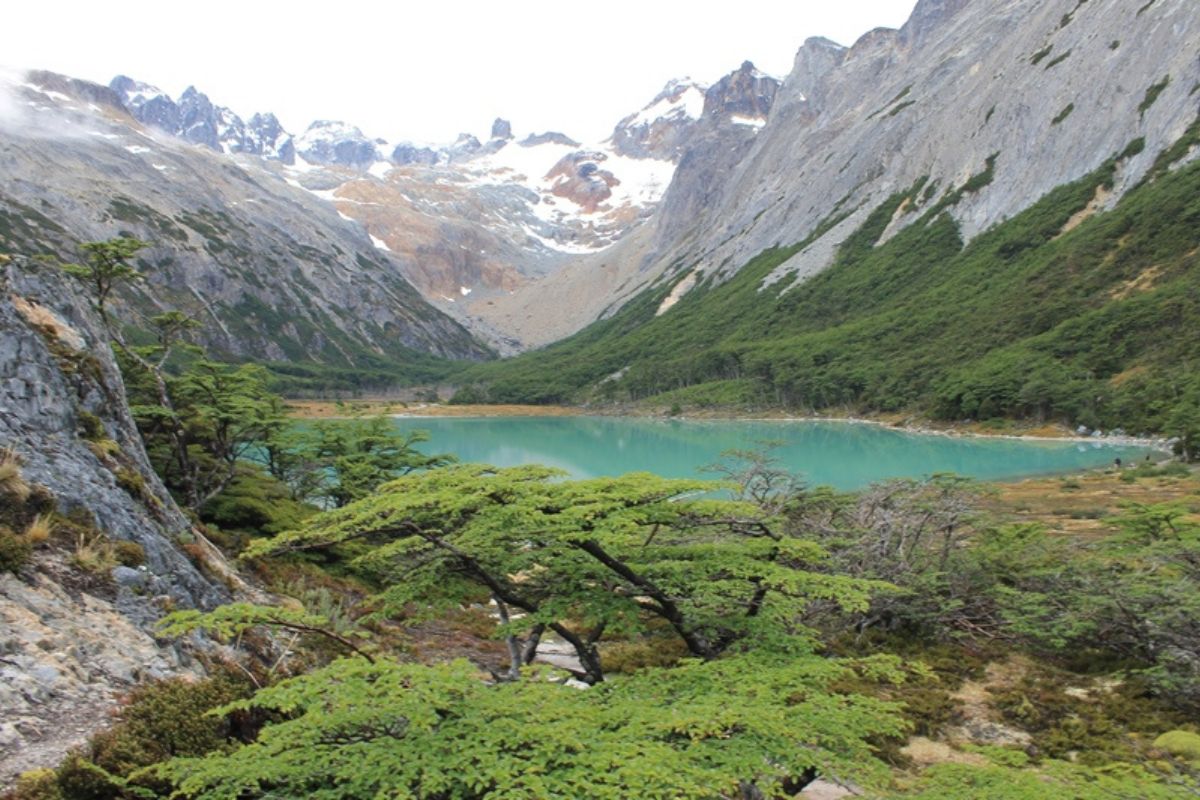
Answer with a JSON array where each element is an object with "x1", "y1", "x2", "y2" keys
[
  {"x1": 248, "y1": 464, "x2": 891, "y2": 683},
  {"x1": 156, "y1": 654, "x2": 908, "y2": 800}
]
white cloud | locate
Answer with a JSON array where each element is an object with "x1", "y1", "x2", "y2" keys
[
  {"x1": 0, "y1": 68, "x2": 30, "y2": 131},
  {"x1": 3, "y1": 1, "x2": 917, "y2": 144}
]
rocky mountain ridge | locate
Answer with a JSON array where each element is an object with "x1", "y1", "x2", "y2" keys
[
  {"x1": 110, "y1": 76, "x2": 296, "y2": 162},
  {"x1": 102, "y1": 67, "x2": 779, "y2": 344},
  {"x1": 654, "y1": 0, "x2": 1199, "y2": 290},
  {"x1": 0, "y1": 73, "x2": 491, "y2": 370},
  {"x1": 489, "y1": 0, "x2": 1200, "y2": 347}
]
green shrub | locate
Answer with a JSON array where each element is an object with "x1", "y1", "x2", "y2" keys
[
  {"x1": 112, "y1": 540, "x2": 146, "y2": 568},
  {"x1": 50, "y1": 754, "x2": 117, "y2": 800},
  {"x1": 0, "y1": 524, "x2": 33, "y2": 573},
  {"x1": 76, "y1": 412, "x2": 106, "y2": 442},
  {"x1": 199, "y1": 468, "x2": 313, "y2": 541},
  {"x1": 1155, "y1": 730, "x2": 1200, "y2": 762},
  {"x1": 112, "y1": 468, "x2": 147, "y2": 501},
  {"x1": 8, "y1": 768, "x2": 64, "y2": 800}
]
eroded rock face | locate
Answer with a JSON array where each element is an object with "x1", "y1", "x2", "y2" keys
[
  {"x1": 296, "y1": 120, "x2": 380, "y2": 168},
  {"x1": 702, "y1": 61, "x2": 779, "y2": 121},
  {"x1": 520, "y1": 131, "x2": 580, "y2": 148},
  {"x1": 625, "y1": 0, "x2": 1200, "y2": 308},
  {"x1": 109, "y1": 77, "x2": 295, "y2": 162},
  {"x1": 490, "y1": 118, "x2": 514, "y2": 140},
  {"x1": 1, "y1": 263, "x2": 225, "y2": 608},
  {"x1": 391, "y1": 142, "x2": 441, "y2": 165},
  {"x1": 0, "y1": 567, "x2": 205, "y2": 787},
  {"x1": 546, "y1": 151, "x2": 620, "y2": 213},
  {"x1": 609, "y1": 79, "x2": 709, "y2": 161},
  {"x1": 0, "y1": 258, "x2": 230, "y2": 787}
]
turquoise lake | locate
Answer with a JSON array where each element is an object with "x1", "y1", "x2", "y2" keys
[{"x1": 390, "y1": 416, "x2": 1158, "y2": 490}]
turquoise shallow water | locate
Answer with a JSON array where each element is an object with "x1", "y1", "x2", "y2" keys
[{"x1": 390, "y1": 416, "x2": 1158, "y2": 490}]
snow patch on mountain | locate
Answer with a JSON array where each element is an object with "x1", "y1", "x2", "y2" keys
[{"x1": 627, "y1": 81, "x2": 705, "y2": 127}]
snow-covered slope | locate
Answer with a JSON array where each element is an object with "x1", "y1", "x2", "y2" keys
[
  {"x1": 110, "y1": 76, "x2": 295, "y2": 162},
  {"x1": 98, "y1": 63, "x2": 779, "y2": 349}
]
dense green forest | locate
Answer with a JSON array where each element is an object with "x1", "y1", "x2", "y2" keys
[{"x1": 456, "y1": 127, "x2": 1200, "y2": 445}]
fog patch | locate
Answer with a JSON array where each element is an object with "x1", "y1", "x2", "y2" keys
[
  {"x1": 0, "y1": 66, "x2": 96, "y2": 140},
  {"x1": 0, "y1": 66, "x2": 32, "y2": 131}
]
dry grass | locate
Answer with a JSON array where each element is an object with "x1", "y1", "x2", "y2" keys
[
  {"x1": 1056, "y1": 184, "x2": 1112, "y2": 238},
  {"x1": 24, "y1": 514, "x2": 53, "y2": 545},
  {"x1": 10, "y1": 293, "x2": 86, "y2": 350},
  {"x1": 1110, "y1": 264, "x2": 1164, "y2": 301},
  {"x1": 72, "y1": 528, "x2": 117, "y2": 574},
  {"x1": 988, "y1": 466, "x2": 1200, "y2": 539},
  {"x1": 0, "y1": 447, "x2": 31, "y2": 503}
]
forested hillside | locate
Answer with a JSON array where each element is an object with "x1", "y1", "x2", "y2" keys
[{"x1": 459, "y1": 130, "x2": 1200, "y2": 442}]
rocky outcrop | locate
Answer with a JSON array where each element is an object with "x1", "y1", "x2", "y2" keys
[
  {"x1": 391, "y1": 142, "x2": 441, "y2": 165},
  {"x1": 177, "y1": 86, "x2": 221, "y2": 150},
  {"x1": 1, "y1": 261, "x2": 225, "y2": 608},
  {"x1": 609, "y1": 78, "x2": 707, "y2": 160},
  {"x1": 295, "y1": 120, "x2": 380, "y2": 168},
  {"x1": 447, "y1": 132, "x2": 483, "y2": 162},
  {"x1": 0, "y1": 568, "x2": 205, "y2": 787},
  {"x1": 109, "y1": 77, "x2": 295, "y2": 162},
  {"x1": 490, "y1": 118, "x2": 514, "y2": 141},
  {"x1": 702, "y1": 61, "x2": 779, "y2": 121},
  {"x1": 546, "y1": 151, "x2": 620, "y2": 212},
  {"x1": 245, "y1": 112, "x2": 296, "y2": 164},
  {"x1": 0, "y1": 257, "x2": 229, "y2": 786},
  {"x1": 520, "y1": 131, "x2": 580, "y2": 148}
]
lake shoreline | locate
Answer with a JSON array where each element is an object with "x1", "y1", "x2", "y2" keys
[
  {"x1": 286, "y1": 400, "x2": 1173, "y2": 452},
  {"x1": 398, "y1": 405, "x2": 1173, "y2": 452}
]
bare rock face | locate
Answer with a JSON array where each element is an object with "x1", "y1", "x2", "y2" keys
[
  {"x1": 490, "y1": 118, "x2": 514, "y2": 140},
  {"x1": 391, "y1": 142, "x2": 441, "y2": 165},
  {"x1": 565, "y1": 0, "x2": 1200, "y2": 334},
  {"x1": 546, "y1": 151, "x2": 620, "y2": 212},
  {"x1": 1, "y1": 262, "x2": 225, "y2": 608},
  {"x1": 642, "y1": 62, "x2": 781, "y2": 253},
  {"x1": 296, "y1": 120, "x2": 380, "y2": 168},
  {"x1": 0, "y1": 258, "x2": 229, "y2": 786},
  {"x1": 109, "y1": 77, "x2": 295, "y2": 162},
  {"x1": 0, "y1": 568, "x2": 204, "y2": 787},
  {"x1": 520, "y1": 131, "x2": 580, "y2": 148},
  {"x1": 702, "y1": 60, "x2": 779, "y2": 121},
  {"x1": 609, "y1": 78, "x2": 708, "y2": 160}
]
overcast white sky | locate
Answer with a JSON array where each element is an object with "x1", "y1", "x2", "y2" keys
[{"x1": 5, "y1": 1, "x2": 917, "y2": 145}]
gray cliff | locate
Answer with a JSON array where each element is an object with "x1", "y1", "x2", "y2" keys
[{"x1": 0, "y1": 257, "x2": 230, "y2": 785}]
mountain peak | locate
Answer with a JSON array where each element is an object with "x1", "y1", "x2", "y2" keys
[
  {"x1": 702, "y1": 61, "x2": 780, "y2": 124},
  {"x1": 296, "y1": 120, "x2": 378, "y2": 168},
  {"x1": 491, "y1": 118, "x2": 514, "y2": 140},
  {"x1": 608, "y1": 77, "x2": 707, "y2": 160}
]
